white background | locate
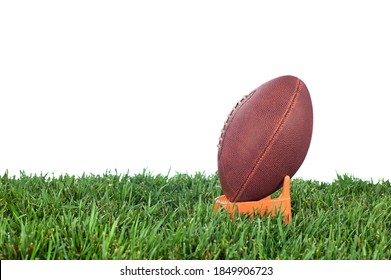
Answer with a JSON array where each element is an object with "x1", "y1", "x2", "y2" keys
[
  {"x1": 1, "y1": 260, "x2": 390, "y2": 280},
  {"x1": 1, "y1": 1, "x2": 390, "y2": 182}
]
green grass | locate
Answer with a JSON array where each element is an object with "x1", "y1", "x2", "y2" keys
[{"x1": 0, "y1": 170, "x2": 390, "y2": 260}]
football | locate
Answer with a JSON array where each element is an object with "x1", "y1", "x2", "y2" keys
[{"x1": 217, "y1": 75, "x2": 313, "y2": 202}]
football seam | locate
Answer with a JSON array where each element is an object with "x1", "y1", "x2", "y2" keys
[
  {"x1": 217, "y1": 89, "x2": 257, "y2": 158},
  {"x1": 232, "y1": 78, "x2": 302, "y2": 201}
]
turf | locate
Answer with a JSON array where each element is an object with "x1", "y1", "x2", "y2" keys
[{"x1": 0, "y1": 171, "x2": 390, "y2": 260}]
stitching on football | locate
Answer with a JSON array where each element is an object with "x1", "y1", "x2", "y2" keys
[{"x1": 217, "y1": 89, "x2": 256, "y2": 156}]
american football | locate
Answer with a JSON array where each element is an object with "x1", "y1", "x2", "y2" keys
[{"x1": 218, "y1": 75, "x2": 313, "y2": 202}]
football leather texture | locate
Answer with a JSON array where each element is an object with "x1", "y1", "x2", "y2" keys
[{"x1": 218, "y1": 75, "x2": 313, "y2": 202}]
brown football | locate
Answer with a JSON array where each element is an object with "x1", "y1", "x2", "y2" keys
[{"x1": 218, "y1": 75, "x2": 313, "y2": 202}]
